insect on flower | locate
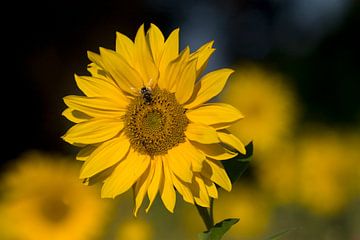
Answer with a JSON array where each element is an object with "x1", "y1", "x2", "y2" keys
[
  {"x1": 131, "y1": 78, "x2": 154, "y2": 105},
  {"x1": 140, "y1": 86, "x2": 153, "y2": 105}
]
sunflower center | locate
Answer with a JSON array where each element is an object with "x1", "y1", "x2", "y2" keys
[
  {"x1": 143, "y1": 111, "x2": 163, "y2": 132},
  {"x1": 124, "y1": 88, "x2": 189, "y2": 156},
  {"x1": 40, "y1": 195, "x2": 70, "y2": 224}
]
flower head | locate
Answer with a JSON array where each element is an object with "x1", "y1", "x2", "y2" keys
[
  {"x1": 220, "y1": 64, "x2": 299, "y2": 158},
  {"x1": 296, "y1": 126, "x2": 360, "y2": 216},
  {"x1": 62, "y1": 24, "x2": 245, "y2": 215},
  {"x1": 0, "y1": 151, "x2": 110, "y2": 240}
]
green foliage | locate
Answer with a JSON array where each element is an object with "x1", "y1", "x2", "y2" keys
[
  {"x1": 198, "y1": 218, "x2": 239, "y2": 240},
  {"x1": 222, "y1": 142, "x2": 253, "y2": 183}
]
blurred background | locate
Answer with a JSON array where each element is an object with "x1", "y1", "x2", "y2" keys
[{"x1": 1, "y1": 0, "x2": 359, "y2": 239}]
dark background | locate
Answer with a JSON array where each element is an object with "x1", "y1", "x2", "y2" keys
[{"x1": 2, "y1": 0, "x2": 359, "y2": 165}]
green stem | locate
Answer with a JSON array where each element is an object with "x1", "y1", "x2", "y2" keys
[
  {"x1": 195, "y1": 199, "x2": 214, "y2": 231},
  {"x1": 209, "y1": 198, "x2": 214, "y2": 226}
]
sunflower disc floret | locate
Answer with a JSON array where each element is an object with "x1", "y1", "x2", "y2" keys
[{"x1": 124, "y1": 88, "x2": 189, "y2": 156}]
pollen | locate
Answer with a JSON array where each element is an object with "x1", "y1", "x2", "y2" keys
[{"x1": 124, "y1": 88, "x2": 189, "y2": 156}]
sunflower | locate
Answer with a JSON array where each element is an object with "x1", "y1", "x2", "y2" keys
[
  {"x1": 219, "y1": 64, "x2": 299, "y2": 159},
  {"x1": 296, "y1": 126, "x2": 360, "y2": 216},
  {"x1": 62, "y1": 24, "x2": 245, "y2": 215},
  {"x1": 0, "y1": 151, "x2": 110, "y2": 240}
]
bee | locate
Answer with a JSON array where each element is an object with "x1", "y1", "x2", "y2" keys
[
  {"x1": 140, "y1": 86, "x2": 153, "y2": 104},
  {"x1": 130, "y1": 79, "x2": 154, "y2": 105}
]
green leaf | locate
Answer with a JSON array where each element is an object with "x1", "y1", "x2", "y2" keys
[
  {"x1": 265, "y1": 227, "x2": 298, "y2": 240},
  {"x1": 222, "y1": 141, "x2": 253, "y2": 183},
  {"x1": 198, "y1": 218, "x2": 239, "y2": 240}
]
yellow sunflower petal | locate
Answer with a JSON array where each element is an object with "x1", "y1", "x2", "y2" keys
[
  {"x1": 79, "y1": 134, "x2": 130, "y2": 178},
  {"x1": 63, "y1": 95, "x2": 126, "y2": 118},
  {"x1": 185, "y1": 123, "x2": 219, "y2": 144},
  {"x1": 169, "y1": 140, "x2": 205, "y2": 177},
  {"x1": 116, "y1": 31, "x2": 135, "y2": 64},
  {"x1": 166, "y1": 144, "x2": 193, "y2": 183},
  {"x1": 189, "y1": 41, "x2": 215, "y2": 76},
  {"x1": 76, "y1": 145, "x2": 97, "y2": 161},
  {"x1": 170, "y1": 47, "x2": 190, "y2": 92},
  {"x1": 146, "y1": 157, "x2": 163, "y2": 212},
  {"x1": 202, "y1": 159, "x2": 232, "y2": 191},
  {"x1": 82, "y1": 165, "x2": 116, "y2": 186},
  {"x1": 190, "y1": 141, "x2": 237, "y2": 160},
  {"x1": 170, "y1": 173, "x2": 194, "y2": 204},
  {"x1": 203, "y1": 177, "x2": 218, "y2": 199},
  {"x1": 87, "y1": 62, "x2": 107, "y2": 79},
  {"x1": 217, "y1": 130, "x2": 246, "y2": 154},
  {"x1": 134, "y1": 163, "x2": 154, "y2": 216},
  {"x1": 159, "y1": 47, "x2": 190, "y2": 91},
  {"x1": 134, "y1": 24, "x2": 159, "y2": 87},
  {"x1": 158, "y1": 28, "x2": 179, "y2": 76},
  {"x1": 147, "y1": 23, "x2": 165, "y2": 66},
  {"x1": 99, "y1": 48, "x2": 143, "y2": 94},
  {"x1": 160, "y1": 156, "x2": 176, "y2": 212},
  {"x1": 62, "y1": 108, "x2": 91, "y2": 123},
  {"x1": 175, "y1": 59, "x2": 197, "y2": 104},
  {"x1": 87, "y1": 51, "x2": 105, "y2": 69},
  {"x1": 74, "y1": 74, "x2": 129, "y2": 104},
  {"x1": 184, "y1": 69, "x2": 234, "y2": 109},
  {"x1": 190, "y1": 175, "x2": 210, "y2": 207},
  {"x1": 62, "y1": 118, "x2": 124, "y2": 145},
  {"x1": 186, "y1": 103, "x2": 244, "y2": 127},
  {"x1": 178, "y1": 140, "x2": 206, "y2": 172},
  {"x1": 101, "y1": 149, "x2": 150, "y2": 198}
]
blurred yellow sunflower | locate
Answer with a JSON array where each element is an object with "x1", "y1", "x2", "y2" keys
[
  {"x1": 219, "y1": 64, "x2": 299, "y2": 158},
  {"x1": 62, "y1": 24, "x2": 245, "y2": 215},
  {"x1": 297, "y1": 126, "x2": 360, "y2": 216},
  {"x1": 0, "y1": 151, "x2": 110, "y2": 240}
]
